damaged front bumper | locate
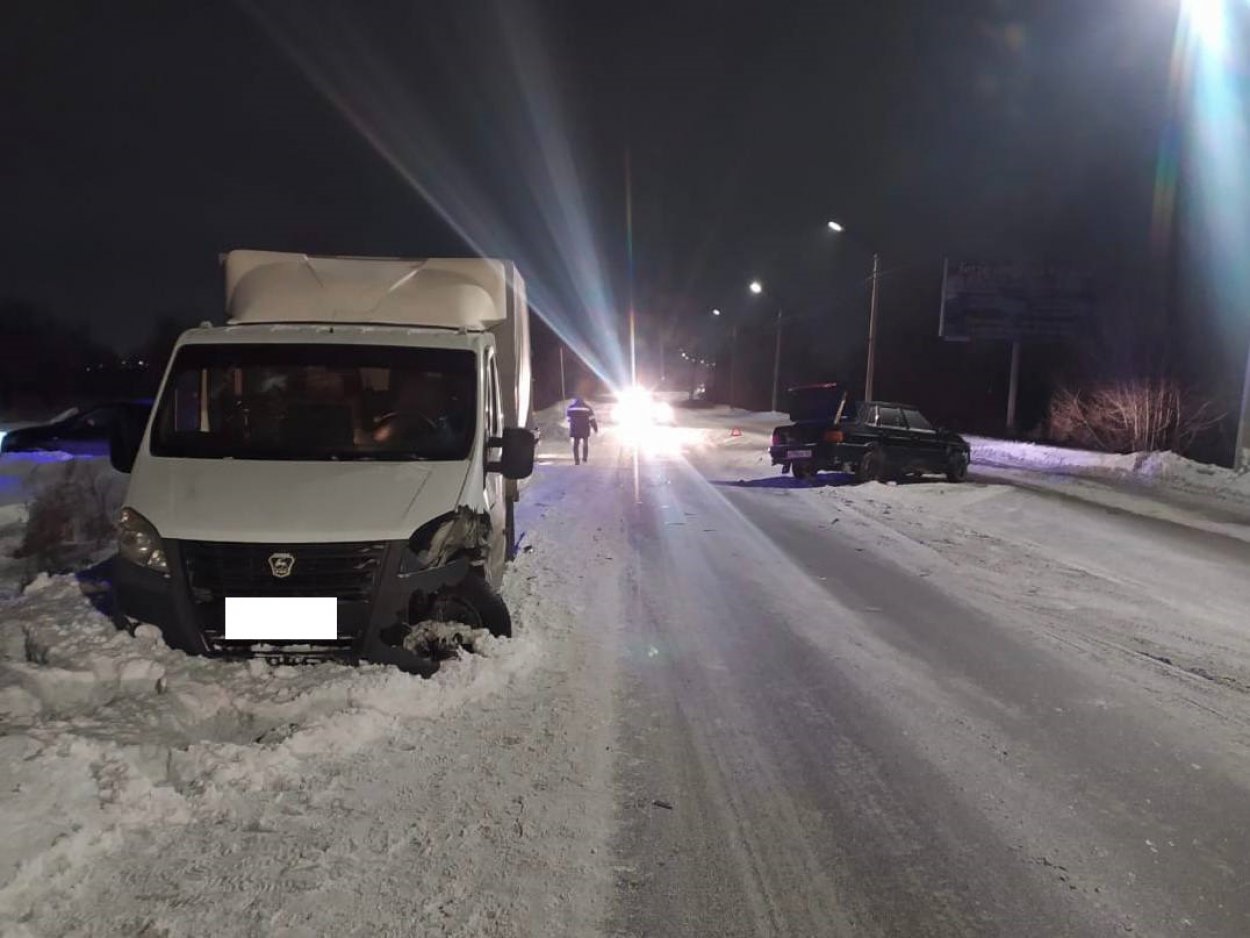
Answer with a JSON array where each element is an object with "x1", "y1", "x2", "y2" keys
[{"x1": 112, "y1": 539, "x2": 475, "y2": 677}]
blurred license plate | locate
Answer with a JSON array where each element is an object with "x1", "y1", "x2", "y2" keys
[
  {"x1": 787, "y1": 449, "x2": 813, "y2": 459},
  {"x1": 225, "y1": 597, "x2": 337, "y2": 641}
]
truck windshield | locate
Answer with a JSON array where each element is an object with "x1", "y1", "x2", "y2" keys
[{"x1": 151, "y1": 344, "x2": 477, "y2": 461}]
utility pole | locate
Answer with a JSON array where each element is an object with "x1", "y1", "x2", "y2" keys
[
  {"x1": 558, "y1": 346, "x2": 567, "y2": 401},
  {"x1": 1006, "y1": 339, "x2": 1021, "y2": 435},
  {"x1": 730, "y1": 323, "x2": 738, "y2": 410},
  {"x1": 771, "y1": 310, "x2": 784, "y2": 414},
  {"x1": 1238, "y1": 353, "x2": 1250, "y2": 470},
  {"x1": 864, "y1": 252, "x2": 881, "y2": 401},
  {"x1": 625, "y1": 150, "x2": 637, "y2": 388}
]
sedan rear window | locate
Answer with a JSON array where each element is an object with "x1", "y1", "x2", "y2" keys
[{"x1": 876, "y1": 407, "x2": 905, "y2": 428}]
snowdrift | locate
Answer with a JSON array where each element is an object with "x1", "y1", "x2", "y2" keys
[
  {"x1": 0, "y1": 573, "x2": 540, "y2": 925},
  {"x1": 969, "y1": 437, "x2": 1250, "y2": 505}
]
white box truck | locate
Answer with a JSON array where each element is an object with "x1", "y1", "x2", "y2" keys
[{"x1": 109, "y1": 250, "x2": 536, "y2": 675}]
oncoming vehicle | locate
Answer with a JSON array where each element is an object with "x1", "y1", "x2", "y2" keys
[
  {"x1": 769, "y1": 384, "x2": 970, "y2": 483},
  {"x1": 611, "y1": 386, "x2": 675, "y2": 428},
  {"x1": 108, "y1": 251, "x2": 535, "y2": 675}
]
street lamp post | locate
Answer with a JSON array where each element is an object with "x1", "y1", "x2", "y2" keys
[
  {"x1": 771, "y1": 309, "x2": 784, "y2": 413},
  {"x1": 827, "y1": 220, "x2": 882, "y2": 402},
  {"x1": 749, "y1": 280, "x2": 785, "y2": 413},
  {"x1": 712, "y1": 308, "x2": 739, "y2": 409},
  {"x1": 866, "y1": 251, "x2": 881, "y2": 401}
]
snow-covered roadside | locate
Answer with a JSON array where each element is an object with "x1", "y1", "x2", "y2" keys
[
  {"x1": 969, "y1": 435, "x2": 1250, "y2": 505},
  {"x1": 677, "y1": 408, "x2": 1250, "y2": 539},
  {"x1": 0, "y1": 467, "x2": 620, "y2": 935},
  {"x1": 0, "y1": 572, "x2": 544, "y2": 933},
  {"x1": 688, "y1": 412, "x2": 1250, "y2": 731},
  {"x1": 713, "y1": 466, "x2": 1250, "y2": 726}
]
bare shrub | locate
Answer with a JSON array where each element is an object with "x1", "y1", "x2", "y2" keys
[
  {"x1": 1048, "y1": 379, "x2": 1226, "y2": 454},
  {"x1": 15, "y1": 459, "x2": 125, "y2": 575}
]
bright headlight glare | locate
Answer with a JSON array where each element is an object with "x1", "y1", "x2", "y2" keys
[
  {"x1": 117, "y1": 507, "x2": 169, "y2": 574},
  {"x1": 612, "y1": 386, "x2": 657, "y2": 429}
]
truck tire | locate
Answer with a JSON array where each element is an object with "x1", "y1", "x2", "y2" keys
[
  {"x1": 946, "y1": 452, "x2": 969, "y2": 483},
  {"x1": 792, "y1": 462, "x2": 814, "y2": 481},
  {"x1": 431, "y1": 574, "x2": 513, "y2": 638},
  {"x1": 857, "y1": 446, "x2": 886, "y2": 483}
]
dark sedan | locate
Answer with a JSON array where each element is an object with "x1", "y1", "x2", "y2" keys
[
  {"x1": 0, "y1": 401, "x2": 153, "y2": 457},
  {"x1": 770, "y1": 390, "x2": 970, "y2": 483}
]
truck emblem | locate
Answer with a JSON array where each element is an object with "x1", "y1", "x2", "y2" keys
[{"x1": 268, "y1": 552, "x2": 295, "y2": 578}]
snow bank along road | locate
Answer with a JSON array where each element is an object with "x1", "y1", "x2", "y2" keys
[{"x1": 5, "y1": 410, "x2": 1250, "y2": 935}]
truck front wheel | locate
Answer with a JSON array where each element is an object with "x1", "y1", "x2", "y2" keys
[{"x1": 430, "y1": 574, "x2": 513, "y2": 638}]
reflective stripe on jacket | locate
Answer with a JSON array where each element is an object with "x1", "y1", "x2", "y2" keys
[{"x1": 566, "y1": 402, "x2": 598, "y2": 438}]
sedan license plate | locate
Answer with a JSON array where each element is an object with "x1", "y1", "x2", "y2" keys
[
  {"x1": 225, "y1": 596, "x2": 338, "y2": 641},
  {"x1": 786, "y1": 449, "x2": 813, "y2": 459}
]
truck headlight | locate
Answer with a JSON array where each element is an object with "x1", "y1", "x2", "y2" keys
[
  {"x1": 117, "y1": 507, "x2": 169, "y2": 575},
  {"x1": 400, "y1": 508, "x2": 485, "y2": 574}
]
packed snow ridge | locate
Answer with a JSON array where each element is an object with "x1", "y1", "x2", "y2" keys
[{"x1": 968, "y1": 436, "x2": 1250, "y2": 505}]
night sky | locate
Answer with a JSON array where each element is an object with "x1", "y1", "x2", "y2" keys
[{"x1": 3, "y1": 1, "x2": 1186, "y2": 423}]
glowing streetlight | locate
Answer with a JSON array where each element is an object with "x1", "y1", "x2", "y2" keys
[
  {"x1": 1170, "y1": 0, "x2": 1250, "y2": 467},
  {"x1": 712, "y1": 308, "x2": 721, "y2": 316},
  {"x1": 747, "y1": 280, "x2": 785, "y2": 413},
  {"x1": 1182, "y1": 0, "x2": 1229, "y2": 56},
  {"x1": 826, "y1": 220, "x2": 844, "y2": 232}
]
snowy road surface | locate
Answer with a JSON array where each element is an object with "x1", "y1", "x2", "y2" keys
[{"x1": 5, "y1": 409, "x2": 1250, "y2": 935}]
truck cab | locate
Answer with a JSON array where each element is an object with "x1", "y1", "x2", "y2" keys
[{"x1": 109, "y1": 251, "x2": 535, "y2": 674}]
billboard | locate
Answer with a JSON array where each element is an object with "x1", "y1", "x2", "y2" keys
[{"x1": 939, "y1": 260, "x2": 1094, "y2": 341}]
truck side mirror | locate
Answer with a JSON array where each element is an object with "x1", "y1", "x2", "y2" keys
[
  {"x1": 488, "y1": 428, "x2": 536, "y2": 480},
  {"x1": 109, "y1": 407, "x2": 148, "y2": 474}
]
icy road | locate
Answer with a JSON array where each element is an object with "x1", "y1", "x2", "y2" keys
[{"x1": 5, "y1": 410, "x2": 1250, "y2": 936}]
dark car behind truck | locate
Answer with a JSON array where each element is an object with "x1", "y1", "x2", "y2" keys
[{"x1": 769, "y1": 385, "x2": 970, "y2": 483}]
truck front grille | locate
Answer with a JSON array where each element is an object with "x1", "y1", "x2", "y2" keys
[{"x1": 181, "y1": 541, "x2": 386, "y2": 603}]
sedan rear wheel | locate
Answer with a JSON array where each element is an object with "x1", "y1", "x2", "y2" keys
[
  {"x1": 946, "y1": 452, "x2": 969, "y2": 483},
  {"x1": 857, "y1": 446, "x2": 886, "y2": 483}
]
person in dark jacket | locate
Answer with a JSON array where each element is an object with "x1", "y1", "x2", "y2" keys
[{"x1": 566, "y1": 397, "x2": 598, "y2": 464}]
